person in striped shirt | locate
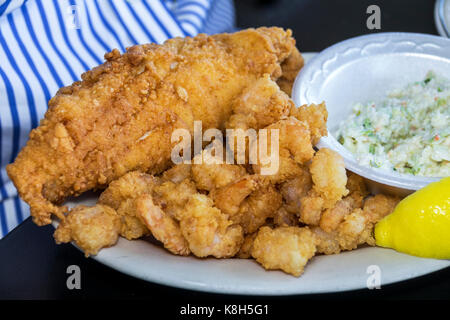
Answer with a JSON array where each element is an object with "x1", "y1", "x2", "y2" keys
[{"x1": 0, "y1": 0, "x2": 235, "y2": 238}]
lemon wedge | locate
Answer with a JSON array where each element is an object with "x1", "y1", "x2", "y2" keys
[{"x1": 375, "y1": 177, "x2": 450, "y2": 259}]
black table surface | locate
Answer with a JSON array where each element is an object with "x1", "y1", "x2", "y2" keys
[{"x1": 1, "y1": 0, "x2": 449, "y2": 302}]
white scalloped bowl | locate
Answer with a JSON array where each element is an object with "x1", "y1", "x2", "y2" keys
[{"x1": 292, "y1": 33, "x2": 450, "y2": 196}]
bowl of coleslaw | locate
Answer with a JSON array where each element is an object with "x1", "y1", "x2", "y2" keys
[{"x1": 292, "y1": 33, "x2": 450, "y2": 195}]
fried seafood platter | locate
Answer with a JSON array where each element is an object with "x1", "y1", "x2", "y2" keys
[{"x1": 8, "y1": 27, "x2": 401, "y2": 277}]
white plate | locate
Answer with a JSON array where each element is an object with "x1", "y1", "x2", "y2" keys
[{"x1": 58, "y1": 51, "x2": 450, "y2": 295}]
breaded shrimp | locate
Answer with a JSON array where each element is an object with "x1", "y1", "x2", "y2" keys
[
  {"x1": 180, "y1": 194, "x2": 244, "y2": 258},
  {"x1": 252, "y1": 117, "x2": 314, "y2": 183},
  {"x1": 363, "y1": 194, "x2": 400, "y2": 223},
  {"x1": 213, "y1": 175, "x2": 259, "y2": 216},
  {"x1": 279, "y1": 166, "x2": 312, "y2": 214},
  {"x1": 153, "y1": 178, "x2": 197, "y2": 220},
  {"x1": 191, "y1": 149, "x2": 247, "y2": 191},
  {"x1": 98, "y1": 171, "x2": 159, "y2": 240},
  {"x1": 299, "y1": 190, "x2": 324, "y2": 225},
  {"x1": 162, "y1": 164, "x2": 192, "y2": 183},
  {"x1": 225, "y1": 75, "x2": 295, "y2": 167},
  {"x1": 310, "y1": 227, "x2": 341, "y2": 255},
  {"x1": 214, "y1": 176, "x2": 282, "y2": 233},
  {"x1": 236, "y1": 232, "x2": 257, "y2": 259},
  {"x1": 251, "y1": 226, "x2": 317, "y2": 277},
  {"x1": 236, "y1": 179, "x2": 283, "y2": 233},
  {"x1": 54, "y1": 204, "x2": 121, "y2": 257},
  {"x1": 136, "y1": 193, "x2": 190, "y2": 256},
  {"x1": 309, "y1": 148, "x2": 348, "y2": 208},
  {"x1": 346, "y1": 171, "x2": 369, "y2": 207},
  {"x1": 226, "y1": 74, "x2": 293, "y2": 131},
  {"x1": 290, "y1": 102, "x2": 328, "y2": 145},
  {"x1": 337, "y1": 208, "x2": 375, "y2": 250},
  {"x1": 312, "y1": 195, "x2": 399, "y2": 255},
  {"x1": 277, "y1": 47, "x2": 304, "y2": 96},
  {"x1": 319, "y1": 172, "x2": 369, "y2": 232},
  {"x1": 273, "y1": 206, "x2": 298, "y2": 227},
  {"x1": 319, "y1": 196, "x2": 359, "y2": 233}
]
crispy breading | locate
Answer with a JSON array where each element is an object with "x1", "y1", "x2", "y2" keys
[
  {"x1": 213, "y1": 175, "x2": 259, "y2": 216},
  {"x1": 225, "y1": 74, "x2": 294, "y2": 166},
  {"x1": 363, "y1": 194, "x2": 400, "y2": 223},
  {"x1": 98, "y1": 171, "x2": 158, "y2": 240},
  {"x1": 277, "y1": 47, "x2": 304, "y2": 96},
  {"x1": 226, "y1": 74, "x2": 293, "y2": 131},
  {"x1": 153, "y1": 178, "x2": 197, "y2": 220},
  {"x1": 213, "y1": 175, "x2": 282, "y2": 233},
  {"x1": 54, "y1": 204, "x2": 121, "y2": 257},
  {"x1": 279, "y1": 166, "x2": 312, "y2": 214},
  {"x1": 299, "y1": 190, "x2": 325, "y2": 225},
  {"x1": 252, "y1": 117, "x2": 314, "y2": 183},
  {"x1": 318, "y1": 173, "x2": 370, "y2": 232},
  {"x1": 251, "y1": 226, "x2": 317, "y2": 277},
  {"x1": 191, "y1": 149, "x2": 247, "y2": 191},
  {"x1": 319, "y1": 196, "x2": 360, "y2": 233},
  {"x1": 273, "y1": 206, "x2": 299, "y2": 227},
  {"x1": 136, "y1": 193, "x2": 190, "y2": 256},
  {"x1": 313, "y1": 194, "x2": 400, "y2": 255},
  {"x1": 235, "y1": 179, "x2": 283, "y2": 233},
  {"x1": 290, "y1": 102, "x2": 328, "y2": 145},
  {"x1": 180, "y1": 194, "x2": 244, "y2": 258},
  {"x1": 162, "y1": 164, "x2": 192, "y2": 183},
  {"x1": 7, "y1": 27, "x2": 297, "y2": 226},
  {"x1": 309, "y1": 148, "x2": 348, "y2": 208},
  {"x1": 236, "y1": 232, "x2": 257, "y2": 259}
]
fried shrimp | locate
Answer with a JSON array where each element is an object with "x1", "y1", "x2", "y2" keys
[
  {"x1": 153, "y1": 179, "x2": 197, "y2": 220},
  {"x1": 299, "y1": 190, "x2": 324, "y2": 225},
  {"x1": 363, "y1": 194, "x2": 400, "y2": 223},
  {"x1": 251, "y1": 226, "x2": 317, "y2": 277},
  {"x1": 319, "y1": 196, "x2": 360, "y2": 233},
  {"x1": 136, "y1": 193, "x2": 190, "y2": 256},
  {"x1": 312, "y1": 209, "x2": 372, "y2": 255},
  {"x1": 290, "y1": 102, "x2": 328, "y2": 145},
  {"x1": 313, "y1": 194, "x2": 399, "y2": 255},
  {"x1": 226, "y1": 74, "x2": 293, "y2": 131},
  {"x1": 299, "y1": 148, "x2": 348, "y2": 225},
  {"x1": 98, "y1": 171, "x2": 159, "y2": 240},
  {"x1": 180, "y1": 194, "x2": 244, "y2": 258},
  {"x1": 213, "y1": 175, "x2": 259, "y2": 216},
  {"x1": 279, "y1": 166, "x2": 312, "y2": 214},
  {"x1": 273, "y1": 206, "x2": 298, "y2": 227},
  {"x1": 214, "y1": 176, "x2": 282, "y2": 233},
  {"x1": 162, "y1": 164, "x2": 192, "y2": 183},
  {"x1": 236, "y1": 232, "x2": 257, "y2": 259},
  {"x1": 277, "y1": 47, "x2": 304, "y2": 96},
  {"x1": 235, "y1": 179, "x2": 283, "y2": 233},
  {"x1": 310, "y1": 148, "x2": 349, "y2": 207},
  {"x1": 54, "y1": 204, "x2": 121, "y2": 257},
  {"x1": 225, "y1": 75, "x2": 295, "y2": 166},
  {"x1": 191, "y1": 149, "x2": 247, "y2": 192},
  {"x1": 319, "y1": 172, "x2": 369, "y2": 232},
  {"x1": 252, "y1": 117, "x2": 314, "y2": 183}
]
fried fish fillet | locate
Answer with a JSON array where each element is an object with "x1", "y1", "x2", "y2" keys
[{"x1": 7, "y1": 27, "x2": 297, "y2": 225}]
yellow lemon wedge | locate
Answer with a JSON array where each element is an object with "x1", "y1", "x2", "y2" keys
[{"x1": 375, "y1": 177, "x2": 450, "y2": 259}]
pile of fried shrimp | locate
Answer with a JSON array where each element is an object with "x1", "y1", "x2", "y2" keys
[{"x1": 54, "y1": 76, "x2": 400, "y2": 277}]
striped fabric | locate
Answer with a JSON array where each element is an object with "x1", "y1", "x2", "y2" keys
[{"x1": 0, "y1": 0, "x2": 235, "y2": 238}]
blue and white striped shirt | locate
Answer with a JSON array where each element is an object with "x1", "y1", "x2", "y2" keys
[{"x1": 0, "y1": 0, "x2": 235, "y2": 238}]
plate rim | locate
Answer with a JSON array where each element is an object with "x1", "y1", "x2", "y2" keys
[{"x1": 87, "y1": 237, "x2": 450, "y2": 295}]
